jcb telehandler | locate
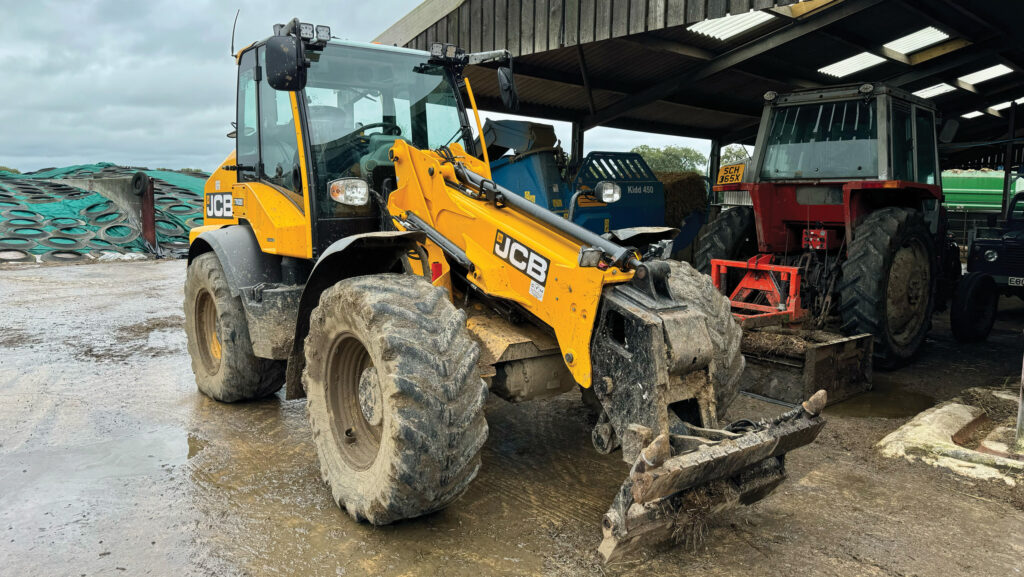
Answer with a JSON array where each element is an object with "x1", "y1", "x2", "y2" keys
[{"x1": 185, "y1": 19, "x2": 825, "y2": 561}]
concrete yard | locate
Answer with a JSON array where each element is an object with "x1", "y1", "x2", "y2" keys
[{"x1": 1, "y1": 260, "x2": 1022, "y2": 576}]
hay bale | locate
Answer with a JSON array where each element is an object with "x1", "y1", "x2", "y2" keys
[{"x1": 657, "y1": 171, "x2": 707, "y2": 227}]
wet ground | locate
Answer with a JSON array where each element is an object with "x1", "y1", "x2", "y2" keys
[{"x1": 1, "y1": 260, "x2": 1022, "y2": 576}]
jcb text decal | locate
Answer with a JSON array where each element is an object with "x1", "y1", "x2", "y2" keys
[
  {"x1": 493, "y1": 230, "x2": 549, "y2": 286},
  {"x1": 206, "y1": 193, "x2": 233, "y2": 219}
]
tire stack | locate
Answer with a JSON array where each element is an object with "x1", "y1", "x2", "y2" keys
[{"x1": 0, "y1": 165, "x2": 208, "y2": 264}]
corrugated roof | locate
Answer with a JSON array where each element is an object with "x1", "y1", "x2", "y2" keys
[
  {"x1": 687, "y1": 11, "x2": 776, "y2": 41},
  {"x1": 883, "y1": 27, "x2": 949, "y2": 55},
  {"x1": 818, "y1": 52, "x2": 887, "y2": 78},
  {"x1": 959, "y1": 64, "x2": 1013, "y2": 85},
  {"x1": 912, "y1": 83, "x2": 957, "y2": 99}
]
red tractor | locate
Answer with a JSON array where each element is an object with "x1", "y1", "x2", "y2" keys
[{"x1": 699, "y1": 83, "x2": 959, "y2": 368}]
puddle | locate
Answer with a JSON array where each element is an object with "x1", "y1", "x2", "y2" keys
[
  {"x1": 825, "y1": 381, "x2": 936, "y2": 419},
  {"x1": 187, "y1": 433, "x2": 208, "y2": 458}
]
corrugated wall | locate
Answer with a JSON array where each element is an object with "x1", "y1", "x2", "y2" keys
[{"x1": 403, "y1": 0, "x2": 797, "y2": 55}]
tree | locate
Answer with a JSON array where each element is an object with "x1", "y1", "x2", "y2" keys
[
  {"x1": 0, "y1": 166, "x2": 20, "y2": 174},
  {"x1": 720, "y1": 144, "x2": 752, "y2": 165},
  {"x1": 631, "y1": 145, "x2": 708, "y2": 174}
]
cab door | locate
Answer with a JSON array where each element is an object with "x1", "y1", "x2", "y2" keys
[{"x1": 232, "y1": 46, "x2": 313, "y2": 259}]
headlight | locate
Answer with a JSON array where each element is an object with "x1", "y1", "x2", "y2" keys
[
  {"x1": 984, "y1": 249, "x2": 998, "y2": 262},
  {"x1": 594, "y1": 181, "x2": 621, "y2": 203},
  {"x1": 329, "y1": 178, "x2": 369, "y2": 206}
]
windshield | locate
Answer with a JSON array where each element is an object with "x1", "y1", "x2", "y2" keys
[
  {"x1": 302, "y1": 44, "x2": 463, "y2": 214},
  {"x1": 760, "y1": 99, "x2": 878, "y2": 180}
]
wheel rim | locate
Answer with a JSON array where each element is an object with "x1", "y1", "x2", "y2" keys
[
  {"x1": 194, "y1": 289, "x2": 222, "y2": 374},
  {"x1": 325, "y1": 334, "x2": 383, "y2": 471},
  {"x1": 885, "y1": 237, "x2": 931, "y2": 347}
]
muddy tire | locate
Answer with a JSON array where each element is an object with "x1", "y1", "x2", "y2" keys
[
  {"x1": 303, "y1": 274, "x2": 488, "y2": 524},
  {"x1": 665, "y1": 260, "x2": 745, "y2": 420},
  {"x1": 950, "y1": 272, "x2": 998, "y2": 343},
  {"x1": 184, "y1": 252, "x2": 284, "y2": 402},
  {"x1": 694, "y1": 206, "x2": 756, "y2": 274},
  {"x1": 839, "y1": 208, "x2": 935, "y2": 369}
]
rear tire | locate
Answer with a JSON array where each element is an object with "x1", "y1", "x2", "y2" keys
[
  {"x1": 303, "y1": 274, "x2": 488, "y2": 524},
  {"x1": 184, "y1": 252, "x2": 284, "y2": 402},
  {"x1": 695, "y1": 206, "x2": 756, "y2": 274},
  {"x1": 839, "y1": 208, "x2": 936, "y2": 369},
  {"x1": 950, "y1": 272, "x2": 998, "y2": 342},
  {"x1": 665, "y1": 260, "x2": 745, "y2": 420}
]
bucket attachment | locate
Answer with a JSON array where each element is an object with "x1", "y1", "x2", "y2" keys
[
  {"x1": 598, "y1": 391, "x2": 827, "y2": 562},
  {"x1": 710, "y1": 255, "x2": 805, "y2": 328}
]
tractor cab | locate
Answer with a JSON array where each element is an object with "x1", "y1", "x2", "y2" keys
[
  {"x1": 714, "y1": 83, "x2": 942, "y2": 255},
  {"x1": 199, "y1": 21, "x2": 515, "y2": 259}
]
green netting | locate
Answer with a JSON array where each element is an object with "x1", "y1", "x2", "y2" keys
[{"x1": 0, "y1": 164, "x2": 207, "y2": 262}]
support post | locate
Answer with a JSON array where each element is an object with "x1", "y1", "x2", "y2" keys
[
  {"x1": 570, "y1": 121, "x2": 585, "y2": 179},
  {"x1": 1017, "y1": 349, "x2": 1024, "y2": 452},
  {"x1": 708, "y1": 138, "x2": 722, "y2": 190},
  {"x1": 1002, "y1": 102, "x2": 1017, "y2": 219}
]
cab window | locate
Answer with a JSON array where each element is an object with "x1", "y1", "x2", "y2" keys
[
  {"x1": 236, "y1": 50, "x2": 259, "y2": 182},
  {"x1": 257, "y1": 47, "x2": 303, "y2": 208}
]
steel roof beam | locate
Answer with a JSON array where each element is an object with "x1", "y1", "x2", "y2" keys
[{"x1": 580, "y1": 0, "x2": 884, "y2": 130}]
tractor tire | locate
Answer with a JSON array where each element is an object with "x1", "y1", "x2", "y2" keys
[
  {"x1": 665, "y1": 260, "x2": 745, "y2": 420},
  {"x1": 184, "y1": 252, "x2": 284, "y2": 402},
  {"x1": 950, "y1": 272, "x2": 998, "y2": 343},
  {"x1": 303, "y1": 274, "x2": 488, "y2": 524},
  {"x1": 839, "y1": 208, "x2": 936, "y2": 369},
  {"x1": 694, "y1": 206, "x2": 756, "y2": 274}
]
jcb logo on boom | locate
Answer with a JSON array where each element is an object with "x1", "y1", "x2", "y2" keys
[
  {"x1": 206, "y1": 193, "x2": 233, "y2": 219},
  {"x1": 493, "y1": 230, "x2": 549, "y2": 286}
]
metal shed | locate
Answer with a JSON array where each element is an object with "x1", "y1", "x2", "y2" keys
[{"x1": 377, "y1": 0, "x2": 1024, "y2": 176}]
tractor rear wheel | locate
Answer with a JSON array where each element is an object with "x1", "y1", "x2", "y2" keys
[
  {"x1": 950, "y1": 272, "x2": 998, "y2": 342},
  {"x1": 303, "y1": 274, "x2": 488, "y2": 524},
  {"x1": 184, "y1": 252, "x2": 284, "y2": 402},
  {"x1": 839, "y1": 207, "x2": 936, "y2": 368},
  {"x1": 665, "y1": 260, "x2": 745, "y2": 420},
  {"x1": 695, "y1": 206, "x2": 756, "y2": 274}
]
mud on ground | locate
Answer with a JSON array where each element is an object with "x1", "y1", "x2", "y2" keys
[{"x1": 1, "y1": 261, "x2": 1022, "y2": 576}]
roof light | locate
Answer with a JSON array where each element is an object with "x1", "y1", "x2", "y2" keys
[
  {"x1": 961, "y1": 111, "x2": 984, "y2": 119},
  {"x1": 959, "y1": 64, "x2": 1013, "y2": 85},
  {"x1": 688, "y1": 11, "x2": 775, "y2": 41},
  {"x1": 315, "y1": 25, "x2": 331, "y2": 42},
  {"x1": 818, "y1": 52, "x2": 886, "y2": 78},
  {"x1": 991, "y1": 101, "x2": 1012, "y2": 111},
  {"x1": 912, "y1": 83, "x2": 957, "y2": 99},
  {"x1": 883, "y1": 27, "x2": 949, "y2": 55}
]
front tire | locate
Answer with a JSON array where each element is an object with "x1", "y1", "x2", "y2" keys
[
  {"x1": 950, "y1": 272, "x2": 998, "y2": 342},
  {"x1": 303, "y1": 274, "x2": 488, "y2": 524},
  {"x1": 184, "y1": 252, "x2": 284, "y2": 402},
  {"x1": 839, "y1": 208, "x2": 936, "y2": 368},
  {"x1": 665, "y1": 260, "x2": 745, "y2": 420},
  {"x1": 694, "y1": 206, "x2": 756, "y2": 274}
]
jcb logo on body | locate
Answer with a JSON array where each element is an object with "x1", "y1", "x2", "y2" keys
[
  {"x1": 493, "y1": 230, "x2": 549, "y2": 286},
  {"x1": 206, "y1": 193, "x2": 233, "y2": 219}
]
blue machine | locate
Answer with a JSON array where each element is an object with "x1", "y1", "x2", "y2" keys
[{"x1": 481, "y1": 120, "x2": 702, "y2": 252}]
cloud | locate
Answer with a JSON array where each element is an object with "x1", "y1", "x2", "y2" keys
[{"x1": 0, "y1": 1, "x2": 710, "y2": 172}]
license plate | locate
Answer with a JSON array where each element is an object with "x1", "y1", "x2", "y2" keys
[
  {"x1": 1009, "y1": 277, "x2": 1024, "y2": 286},
  {"x1": 716, "y1": 163, "x2": 745, "y2": 185}
]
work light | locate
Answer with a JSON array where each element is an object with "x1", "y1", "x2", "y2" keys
[
  {"x1": 299, "y1": 22, "x2": 315, "y2": 40},
  {"x1": 316, "y1": 25, "x2": 331, "y2": 42},
  {"x1": 329, "y1": 178, "x2": 370, "y2": 206},
  {"x1": 595, "y1": 181, "x2": 622, "y2": 203}
]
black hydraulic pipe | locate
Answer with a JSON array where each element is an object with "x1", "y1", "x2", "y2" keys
[
  {"x1": 402, "y1": 212, "x2": 474, "y2": 271},
  {"x1": 454, "y1": 164, "x2": 639, "y2": 269}
]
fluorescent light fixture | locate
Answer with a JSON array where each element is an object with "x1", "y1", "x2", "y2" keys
[
  {"x1": 1016, "y1": 96, "x2": 1024, "y2": 104},
  {"x1": 883, "y1": 27, "x2": 949, "y2": 55},
  {"x1": 991, "y1": 101, "x2": 1012, "y2": 111},
  {"x1": 959, "y1": 64, "x2": 1013, "y2": 85},
  {"x1": 912, "y1": 83, "x2": 956, "y2": 99},
  {"x1": 961, "y1": 111, "x2": 984, "y2": 119},
  {"x1": 688, "y1": 11, "x2": 775, "y2": 41},
  {"x1": 818, "y1": 52, "x2": 887, "y2": 78}
]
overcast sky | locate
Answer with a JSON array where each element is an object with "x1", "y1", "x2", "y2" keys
[{"x1": 0, "y1": 0, "x2": 710, "y2": 172}]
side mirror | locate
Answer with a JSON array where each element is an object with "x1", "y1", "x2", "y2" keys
[
  {"x1": 939, "y1": 119, "x2": 959, "y2": 144},
  {"x1": 497, "y1": 66, "x2": 519, "y2": 112},
  {"x1": 266, "y1": 36, "x2": 306, "y2": 91}
]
